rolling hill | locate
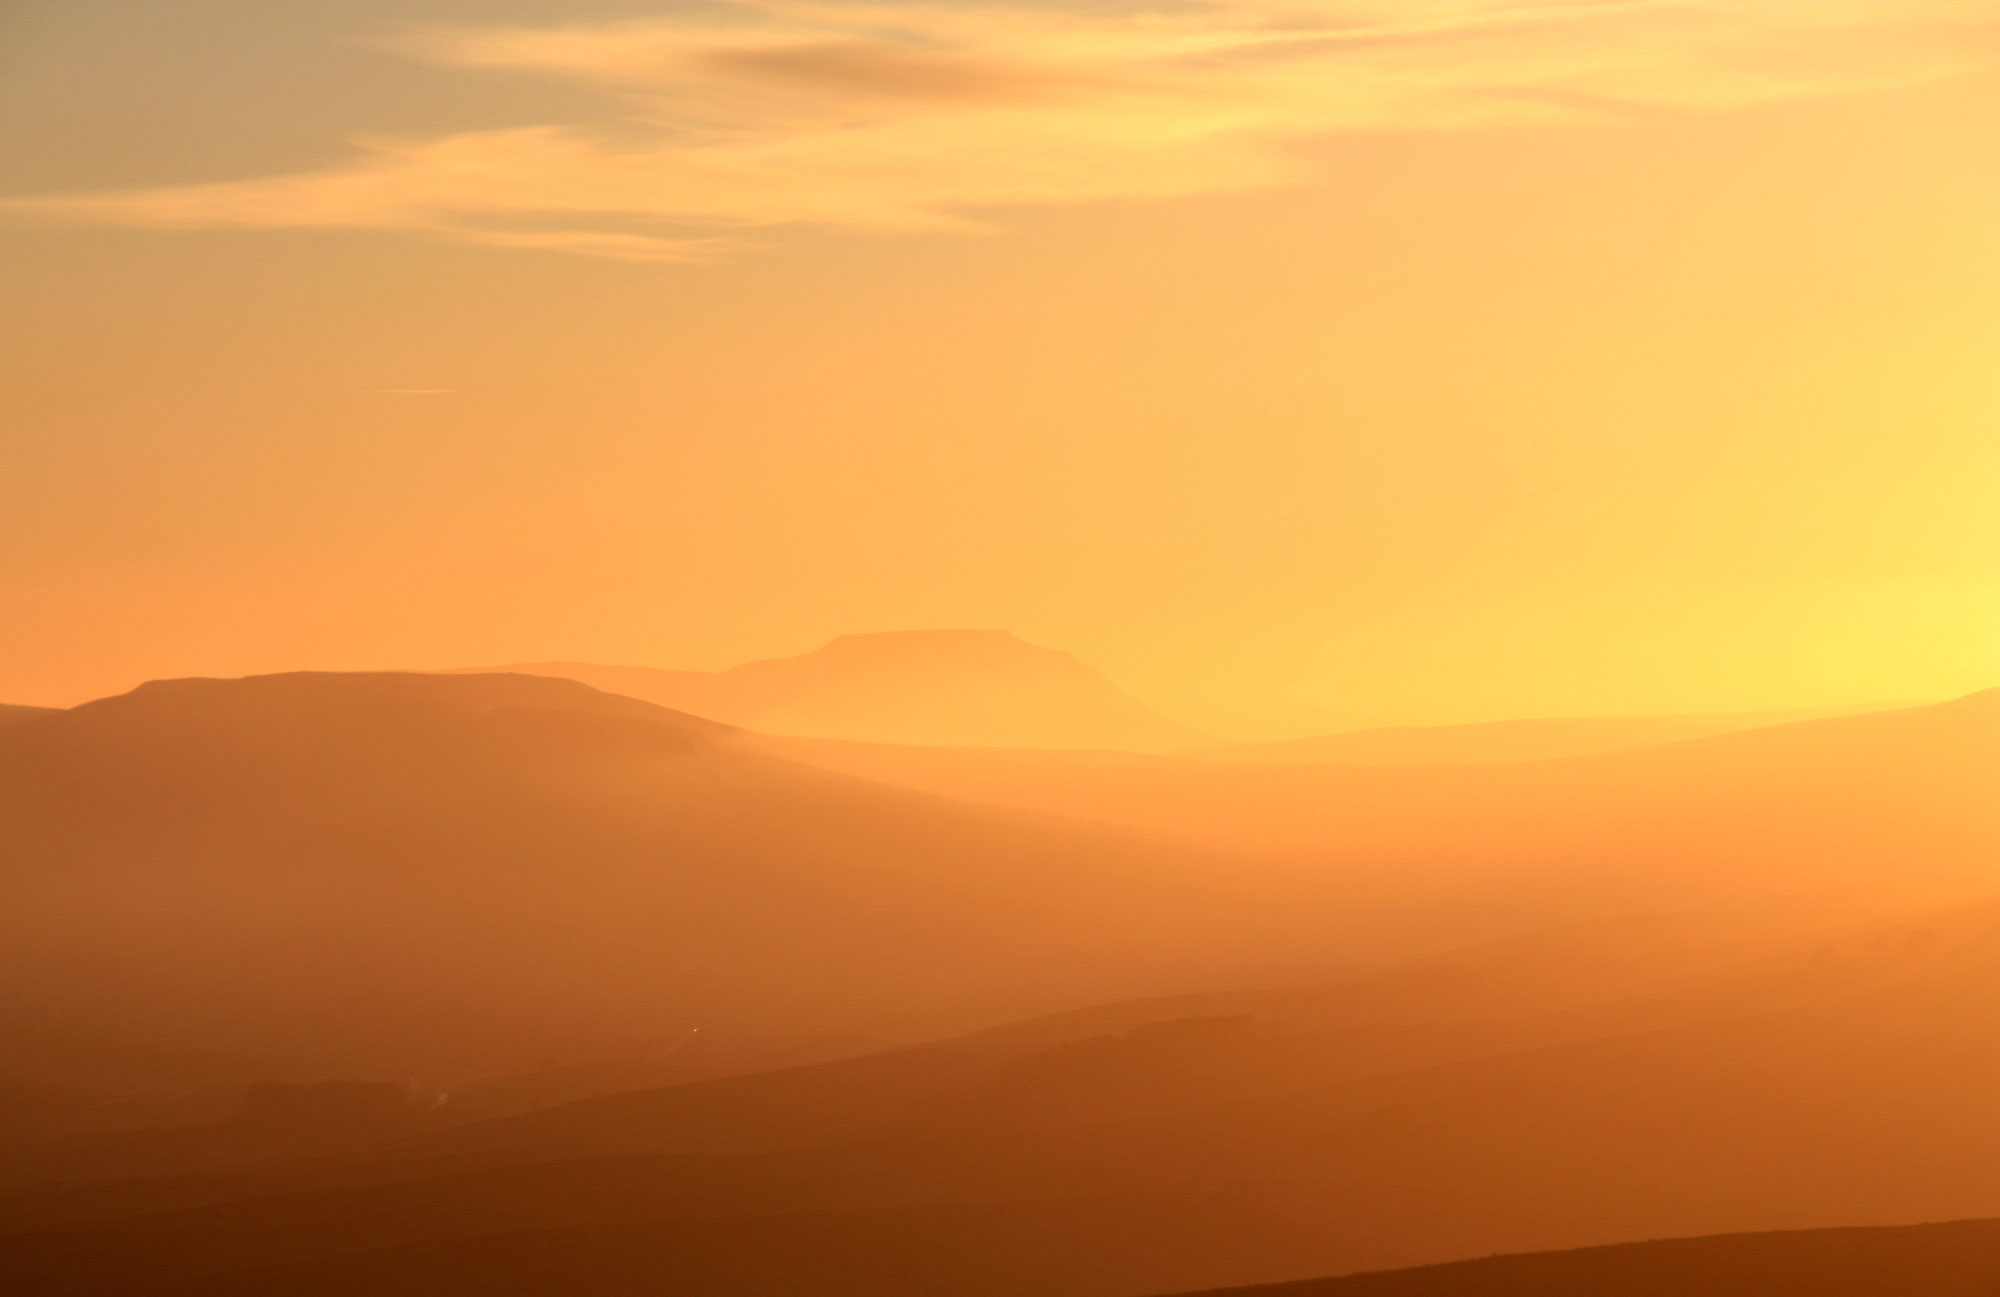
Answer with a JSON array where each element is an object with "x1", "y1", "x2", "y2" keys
[{"x1": 0, "y1": 671, "x2": 1293, "y2": 1092}]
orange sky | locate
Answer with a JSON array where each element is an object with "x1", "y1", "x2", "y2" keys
[{"x1": 2, "y1": 1, "x2": 1996, "y2": 736}]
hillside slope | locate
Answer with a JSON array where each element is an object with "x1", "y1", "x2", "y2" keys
[{"x1": 0, "y1": 672, "x2": 1285, "y2": 1089}]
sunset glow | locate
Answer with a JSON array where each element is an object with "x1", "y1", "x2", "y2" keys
[
  {"x1": 5, "y1": 2, "x2": 1997, "y2": 734},
  {"x1": 3, "y1": 9, "x2": 2000, "y2": 1295}
]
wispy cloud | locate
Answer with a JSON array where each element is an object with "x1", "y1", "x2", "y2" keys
[{"x1": 7, "y1": 0, "x2": 1996, "y2": 259}]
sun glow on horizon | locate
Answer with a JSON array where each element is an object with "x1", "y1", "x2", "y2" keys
[{"x1": 0, "y1": 0, "x2": 1995, "y2": 732}]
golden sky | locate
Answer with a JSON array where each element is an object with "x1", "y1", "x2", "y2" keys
[{"x1": 2, "y1": 0, "x2": 1997, "y2": 734}]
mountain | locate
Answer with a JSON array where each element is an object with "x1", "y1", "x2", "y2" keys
[
  {"x1": 451, "y1": 629, "x2": 1204, "y2": 750},
  {"x1": 6, "y1": 899, "x2": 2000, "y2": 1295},
  {"x1": 0, "y1": 671, "x2": 1298, "y2": 1091},
  {"x1": 0, "y1": 705, "x2": 55, "y2": 729},
  {"x1": 1163, "y1": 1218, "x2": 2000, "y2": 1296},
  {"x1": 1196, "y1": 703, "x2": 1906, "y2": 766}
]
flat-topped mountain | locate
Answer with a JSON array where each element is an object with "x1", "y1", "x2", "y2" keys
[{"x1": 453, "y1": 629, "x2": 1203, "y2": 750}]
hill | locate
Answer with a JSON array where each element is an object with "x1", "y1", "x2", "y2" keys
[
  {"x1": 0, "y1": 705, "x2": 55, "y2": 729},
  {"x1": 0, "y1": 671, "x2": 1294, "y2": 1092},
  {"x1": 452, "y1": 629, "x2": 1203, "y2": 750}
]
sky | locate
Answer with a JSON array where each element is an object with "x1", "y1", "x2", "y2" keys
[{"x1": 2, "y1": 0, "x2": 1997, "y2": 736}]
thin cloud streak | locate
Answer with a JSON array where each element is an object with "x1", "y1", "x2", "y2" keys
[{"x1": 6, "y1": 0, "x2": 1997, "y2": 259}]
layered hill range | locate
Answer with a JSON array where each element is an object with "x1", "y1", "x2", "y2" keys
[
  {"x1": 0, "y1": 663, "x2": 1995, "y2": 1294},
  {"x1": 450, "y1": 629, "x2": 1204, "y2": 751},
  {"x1": 2, "y1": 671, "x2": 1990, "y2": 1096}
]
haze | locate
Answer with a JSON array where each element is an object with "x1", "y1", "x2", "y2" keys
[{"x1": 2, "y1": 4, "x2": 1998, "y2": 1295}]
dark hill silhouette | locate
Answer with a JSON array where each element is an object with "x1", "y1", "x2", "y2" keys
[
  {"x1": 1164, "y1": 1218, "x2": 2000, "y2": 1296},
  {"x1": 0, "y1": 704, "x2": 55, "y2": 729},
  {"x1": 450, "y1": 629, "x2": 1204, "y2": 750},
  {"x1": 1196, "y1": 703, "x2": 1903, "y2": 766},
  {"x1": 0, "y1": 671, "x2": 1297, "y2": 1090}
]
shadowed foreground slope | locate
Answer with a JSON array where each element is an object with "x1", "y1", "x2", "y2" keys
[{"x1": 1169, "y1": 1218, "x2": 2000, "y2": 1296}]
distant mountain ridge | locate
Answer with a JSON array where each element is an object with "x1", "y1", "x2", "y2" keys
[
  {"x1": 1198, "y1": 703, "x2": 1911, "y2": 766},
  {"x1": 449, "y1": 629, "x2": 1204, "y2": 751}
]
